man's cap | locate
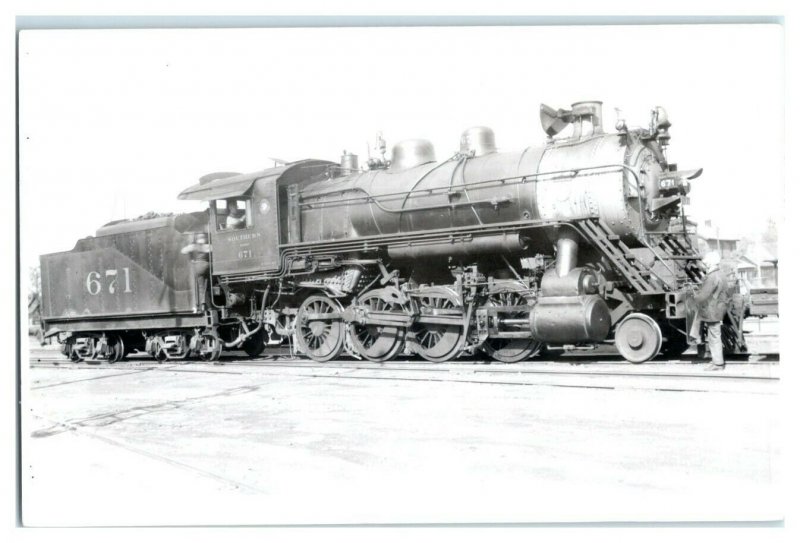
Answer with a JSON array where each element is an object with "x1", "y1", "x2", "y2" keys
[{"x1": 702, "y1": 251, "x2": 721, "y2": 269}]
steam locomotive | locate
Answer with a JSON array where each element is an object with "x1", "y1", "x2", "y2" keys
[{"x1": 39, "y1": 101, "x2": 748, "y2": 364}]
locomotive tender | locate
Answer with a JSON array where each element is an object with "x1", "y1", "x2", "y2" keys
[{"x1": 40, "y1": 101, "x2": 745, "y2": 364}]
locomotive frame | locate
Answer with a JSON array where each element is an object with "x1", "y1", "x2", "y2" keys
[{"x1": 39, "y1": 101, "x2": 749, "y2": 364}]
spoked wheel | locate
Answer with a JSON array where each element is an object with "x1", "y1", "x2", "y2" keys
[
  {"x1": 614, "y1": 313, "x2": 663, "y2": 363},
  {"x1": 296, "y1": 295, "x2": 345, "y2": 362},
  {"x1": 197, "y1": 333, "x2": 222, "y2": 362},
  {"x1": 347, "y1": 291, "x2": 406, "y2": 362},
  {"x1": 410, "y1": 287, "x2": 465, "y2": 362},
  {"x1": 241, "y1": 327, "x2": 268, "y2": 358},
  {"x1": 481, "y1": 282, "x2": 541, "y2": 363}
]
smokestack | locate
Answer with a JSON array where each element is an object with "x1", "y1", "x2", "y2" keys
[{"x1": 570, "y1": 101, "x2": 604, "y2": 138}]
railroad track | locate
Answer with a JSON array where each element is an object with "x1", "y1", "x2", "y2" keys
[{"x1": 27, "y1": 352, "x2": 779, "y2": 383}]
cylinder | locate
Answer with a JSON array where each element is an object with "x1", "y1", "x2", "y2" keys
[
  {"x1": 529, "y1": 295, "x2": 611, "y2": 344},
  {"x1": 555, "y1": 228, "x2": 580, "y2": 277},
  {"x1": 387, "y1": 232, "x2": 528, "y2": 260}
]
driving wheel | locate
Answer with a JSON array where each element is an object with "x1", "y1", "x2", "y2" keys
[
  {"x1": 410, "y1": 287, "x2": 464, "y2": 362},
  {"x1": 347, "y1": 291, "x2": 406, "y2": 362},
  {"x1": 481, "y1": 281, "x2": 541, "y2": 363},
  {"x1": 296, "y1": 295, "x2": 345, "y2": 362}
]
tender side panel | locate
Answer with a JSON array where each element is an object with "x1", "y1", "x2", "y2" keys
[{"x1": 40, "y1": 225, "x2": 197, "y2": 322}]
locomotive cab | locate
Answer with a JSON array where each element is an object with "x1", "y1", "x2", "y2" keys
[
  {"x1": 199, "y1": 177, "x2": 280, "y2": 276},
  {"x1": 177, "y1": 160, "x2": 334, "y2": 277}
]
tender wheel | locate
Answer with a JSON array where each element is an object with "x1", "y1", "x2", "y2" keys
[
  {"x1": 614, "y1": 313, "x2": 663, "y2": 363},
  {"x1": 347, "y1": 291, "x2": 405, "y2": 362},
  {"x1": 296, "y1": 295, "x2": 345, "y2": 362},
  {"x1": 109, "y1": 335, "x2": 125, "y2": 363},
  {"x1": 152, "y1": 337, "x2": 169, "y2": 362},
  {"x1": 481, "y1": 281, "x2": 542, "y2": 363},
  {"x1": 242, "y1": 328, "x2": 268, "y2": 358},
  {"x1": 67, "y1": 341, "x2": 83, "y2": 362},
  {"x1": 68, "y1": 338, "x2": 94, "y2": 363},
  {"x1": 197, "y1": 333, "x2": 222, "y2": 361},
  {"x1": 410, "y1": 287, "x2": 464, "y2": 362}
]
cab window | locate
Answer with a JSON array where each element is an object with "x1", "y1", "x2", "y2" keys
[{"x1": 214, "y1": 198, "x2": 252, "y2": 231}]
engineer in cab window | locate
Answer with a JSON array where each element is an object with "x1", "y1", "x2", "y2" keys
[{"x1": 224, "y1": 198, "x2": 247, "y2": 230}]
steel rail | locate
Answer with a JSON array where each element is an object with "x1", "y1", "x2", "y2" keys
[{"x1": 29, "y1": 357, "x2": 780, "y2": 381}]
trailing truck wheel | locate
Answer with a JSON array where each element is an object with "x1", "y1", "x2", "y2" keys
[
  {"x1": 242, "y1": 328, "x2": 268, "y2": 358},
  {"x1": 409, "y1": 287, "x2": 464, "y2": 363},
  {"x1": 481, "y1": 282, "x2": 542, "y2": 363},
  {"x1": 347, "y1": 291, "x2": 405, "y2": 362},
  {"x1": 296, "y1": 295, "x2": 345, "y2": 362},
  {"x1": 614, "y1": 313, "x2": 663, "y2": 364}
]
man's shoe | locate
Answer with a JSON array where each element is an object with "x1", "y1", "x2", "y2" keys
[{"x1": 704, "y1": 364, "x2": 724, "y2": 371}]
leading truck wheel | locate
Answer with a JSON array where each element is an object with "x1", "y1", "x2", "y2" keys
[
  {"x1": 614, "y1": 313, "x2": 663, "y2": 363},
  {"x1": 296, "y1": 295, "x2": 345, "y2": 362}
]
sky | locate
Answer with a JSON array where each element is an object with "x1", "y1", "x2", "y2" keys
[{"x1": 18, "y1": 24, "x2": 783, "y2": 272}]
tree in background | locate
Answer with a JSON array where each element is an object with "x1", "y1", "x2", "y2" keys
[
  {"x1": 29, "y1": 265, "x2": 41, "y2": 303},
  {"x1": 28, "y1": 265, "x2": 46, "y2": 344},
  {"x1": 761, "y1": 217, "x2": 778, "y2": 258}
]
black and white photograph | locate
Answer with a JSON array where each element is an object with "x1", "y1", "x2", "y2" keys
[{"x1": 15, "y1": 18, "x2": 788, "y2": 530}]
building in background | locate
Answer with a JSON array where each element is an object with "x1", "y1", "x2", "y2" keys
[
  {"x1": 737, "y1": 248, "x2": 779, "y2": 288},
  {"x1": 690, "y1": 220, "x2": 778, "y2": 290},
  {"x1": 695, "y1": 221, "x2": 740, "y2": 260}
]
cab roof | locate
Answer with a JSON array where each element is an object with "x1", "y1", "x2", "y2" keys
[{"x1": 177, "y1": 159, "x2": 334, "y2": 201}]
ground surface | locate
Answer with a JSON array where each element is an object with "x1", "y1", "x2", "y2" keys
[{"x1": 21, "y1": 337, "x2": 780, "y2": 527}]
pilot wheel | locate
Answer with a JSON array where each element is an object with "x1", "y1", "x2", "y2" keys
[{"x1": 614, "y1": 313, "x2": 663, "y2": 363}]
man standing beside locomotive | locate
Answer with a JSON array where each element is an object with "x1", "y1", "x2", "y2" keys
[{"x1": 692, "y1": 251, "x2": 735, "y2": 371}]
